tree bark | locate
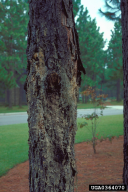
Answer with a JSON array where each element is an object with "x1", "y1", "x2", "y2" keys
[
  {"x1": 121, "y1": 0, "x2": 128, "y2": 190},
  {"x1": 24, "y1": 0, "x2": 86, "y2": 191}
]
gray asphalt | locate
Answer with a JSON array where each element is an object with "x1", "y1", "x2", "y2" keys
[{"x1": 0, "y1": 106, "x2": 123, "y2": 126}]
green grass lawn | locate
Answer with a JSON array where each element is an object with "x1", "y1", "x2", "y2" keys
[
  {"x1": 0, "y1": 114, "x2": 123, "y2": 178},
  {"x1": 0, "y1": 99, "x2": 123, "y2": 113}
]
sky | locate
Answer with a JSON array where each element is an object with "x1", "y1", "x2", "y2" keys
[{"x1": 76, "y1": 0, "x2": 121, "y2": 51}]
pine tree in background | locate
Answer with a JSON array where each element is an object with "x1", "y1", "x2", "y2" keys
[
  {"x1": 98, "y1": 0, "x2": 124, "y2": 100},
  {"x1": 72, "y1": 0, "x2": 81, "y2": 18},
  {"x1": 0, "y1": 0, "x2": 83, "y2": 105},
  {"x1": 75, "y1": 5, "x2": 107, "y2": 102},
  {"x1": 0, "y1": 0, "x2": 29, "y2": 106},
  {"x1": 106, "y1": 20, "x2": 123, "y2": 102},
  {"x1": 0, "y1": 0, "x2": 17, "y2": 97},
  {"x1": 0, "y1": 0, "x2": 121, "y2": 105},
  {"x1": 98, "y1": 0, "x2": 121, "y2": 24}
]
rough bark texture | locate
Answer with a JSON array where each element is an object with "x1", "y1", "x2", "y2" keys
[
  {"x1": 24, "y1": 0, "x2": 86, "y2": 191},
  {"x1": 121, "y1": 0, "x2": 128, "y2": 190}
]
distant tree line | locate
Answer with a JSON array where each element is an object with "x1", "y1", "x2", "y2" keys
[{"x1": 0, "y1": 0, "x2": 123, "y2": 108}]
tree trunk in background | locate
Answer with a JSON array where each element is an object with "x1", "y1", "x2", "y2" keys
[
  {"x1": 92, "y1": 73, "x2": 96, "y2": 100},
  {"x1": 92, "y1": 85, "x2": 96, "y2": 101},
  {"x1": 8, "y1": 33, "x2": 13, "y2": 109},
  {"x1": 24, "y1": 0, "x2": 86, "y2": 191},
  {"x1": 107, "y1": 87, "x2": 112, "y2": 99},
  {"x1": 5, "y1": 89, "x2": 9, "y2": 106},
  {"x1": 116, "y1": 78, "x2": 121, "y2": 102},
  {"x1": 81, "y1": 85, "x2": 87, "y2": 103},
  {"x1": 112, "y1": 88, "x2": 115, "y2": 98},
  {"x1": 19, "y1": 82, "x2": 22, "y2": 108},
  {"x1": 18, "y1": 52, "x2": 25, "y2": 108},
  {"x1": 100, "y1": 83, "x2": 102, "y2": 96},
  {"x1": 77, "y1": 88, "x2": 80, "y2": 102},
  {"x1": 8, "y1": 88, "x2": 13, "y2": 109},
  {"x1": 8, "y1": 69, "x2": 14, "y2": 109},
  {"x1": 84, "y1": 95, "x2": 88, "y2": 103},
  {"x1": 84, "y1": 95, "x2": 85, "y2": 103},
  {"x1": 121, "y1": 0, "x2": 128, "y2": 190},
  {"x1": 121, "y1": 84, "x2": 124, "y2": 101},
  {"x1": 82, "y1": 95, "x2": 84, "y2": 103}
]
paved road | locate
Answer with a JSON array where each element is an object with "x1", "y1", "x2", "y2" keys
[{"x1": 0, "y1": 106, "x2": 123, "y2": 126}]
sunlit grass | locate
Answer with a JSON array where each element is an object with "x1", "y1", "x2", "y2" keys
[{"x1": 0, "y1": 114, "x2": 123, "y2": 178}]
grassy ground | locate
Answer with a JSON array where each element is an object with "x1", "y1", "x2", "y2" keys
[
  {"x1": 0, "y1": 114, "x2": 123, "y2": 178},
  {"x1": 0, "y1": 99, "x2": 123, "y2": 113}
]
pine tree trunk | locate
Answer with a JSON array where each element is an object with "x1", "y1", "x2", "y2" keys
[
  {"x1": 121, "y1": 0, "x2": 128, "y2": 190},
  {"x1": 18, "y1": 53, "x2": 24, "y2": 108},
  {"x1": 116, "y1": 78, "x2": 121, "y2": 102},
  {"x1": 19, "y1": 82, "x2": 22, "y2": 108},
  {"x1": 84, "y1": 95, "x2": 86, "y2": 103},
  {"x1": 92, "y1": 74, "x2": 96, "y2": 101},
  {"x1": 81, "y1": 86, "x2": 84, "y2": 103},
  {"x1": 82, "y1": 95, "x2": 84, "y2": 103},
  {"x1": 100, "y1": 82, "x2": 102, "y2": 95},
  {"x1": 24, "y1": 0, "x2": 86, "y2": 191},
  {"x1": 84, "y1": 95, "x2": 88, "y2": 103},
  {"x1": 5, "y1": 89, "x2": 9, "y2": 106},
  {"x1": 8, "y1": 33, "x2": 13, "y2": 109},
  {"x1": 83, "y1": 95, "x2": 85, "y2": 103},
  {"x1": 5, "y1": 89, "x2": 8, "y2": 106},
  {"x1": 8, "y1": 88, "x2": 13, "y2": 109}
]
